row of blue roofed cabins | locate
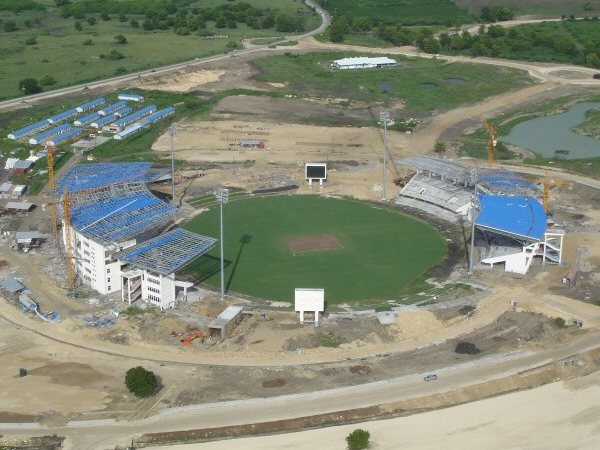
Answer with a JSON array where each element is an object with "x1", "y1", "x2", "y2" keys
[{"x1": 114, "y1": 107, "x2": 175, "y2": 140}]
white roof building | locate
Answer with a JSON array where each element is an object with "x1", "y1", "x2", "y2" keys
[{"x1": 331, "y1": 56, "x2": 397, "y2": 70}]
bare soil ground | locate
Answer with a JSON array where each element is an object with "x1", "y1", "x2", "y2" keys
[{"x1": 286, "y1": 234, "x2": 342, "y2": 254}]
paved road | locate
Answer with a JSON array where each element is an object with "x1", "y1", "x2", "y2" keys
[
  {"x1": 2, "y1": 331, "x2": 599, "y2": 450},
  {"x1": 0, "y1": 0, "x2": 331, "y2": 112}
]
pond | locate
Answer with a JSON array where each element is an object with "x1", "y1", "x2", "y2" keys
[
  {"x1": 502, "y1": 102, "x2": 600, "y2": 159},
  {"x1": 421, "y1": 82, "x2": 437, "y2": 89},
  {"x1": 378, "y1": 82, "x2": 393, "y2": 91},
  {"x1": 445, "y1": 78, "x2": 466, "y2": 85}
]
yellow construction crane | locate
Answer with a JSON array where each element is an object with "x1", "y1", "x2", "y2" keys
[
  {"x1": 484, "y1": 120, "x2": 496, "y2": 168},
  {"x1": 538, "y1": 169, "x2": 566, "y2": 213},
  {"x1": 62, "y1": 187, "x2": 75, "y2": 290},
  {"x1": 47, "y1": 150, "x2": 58, "y2": 235}
]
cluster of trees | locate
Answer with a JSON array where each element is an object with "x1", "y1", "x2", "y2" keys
[
  {"x1": 480, "y1": 5, "x2": 514, "y2": 22},
  {"x1": 436, "y1": 18, "x2": 600, "y2": 67},
  {"x1": 56, "y1": 0, "x2": 305, "y2": 35}
]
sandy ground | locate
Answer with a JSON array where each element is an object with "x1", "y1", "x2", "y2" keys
[
  {"x1": 138, "y1": 70, "x2": 227, "y2": 92},
  {"x1": 151, "y1": 371, "x2": 600, "y2": 450}
]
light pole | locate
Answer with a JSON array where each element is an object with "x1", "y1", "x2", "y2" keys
[
  {"x1": 468, "y1": 185, "x2": 478, "y2": 274},
  {"x1": 215, "y1": 187, "x2": 229, "y2": 300},
  {"x1": 170, "y1": 123, "x2": 177, "y2": 207},
  {"x1": 379, "y1": 111, "x2": 390, "y2": 200}
]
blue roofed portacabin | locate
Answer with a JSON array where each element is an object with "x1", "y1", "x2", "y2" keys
[
  {"x1": 74, "y1": 112, "x2": 102, "y2": 127},
  {"x1": 47, "y1": 108, "x2": 79, "y2": 124},
  {"x1": 76, "y1": 97, "x2": 106, "y2": 113},
  {"x1": 113, "y1": 106, "x2": 133, "y2": 118},
  {"x1": 7, "y1": 120, "x2": 50, "y2": 140},
  {"x1": 114, "y1": 107, "x2": 175, "y2": 140},
  {"x1": 29, "y1": 123, "x2": 72, "y2": 145},
  {"x1": 118, "y1": 93, "x2": 144, "y2": 102},
  {"x1": 476, "y1": 195, "x2": 547, "y2": 241},
  {"x1": 98, "y1": 101, "x2": 127, "y2": 116},
  {"x1": 47, "y1": 128, "x2": 83, "y2": 146},
  {"x1": 91, "y1": 114, "x2": 117, "y2": 129},
  {"x1": 112, "y1": 105, "x2": 157, "y2": 129}
]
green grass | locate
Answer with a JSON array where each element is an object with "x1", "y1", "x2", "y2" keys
[
  {"x1": 0, "y1": 0, "x2": 320, "y2": 100},
  {"x1": 317, "y1": 0, "x2": 474, "y2": 26},
  {"x1": 573, "y1": 109, "x2": 600, "y2": 137},
  {"x1": 252, "y1": 52, "x2": 533, "y2": 111},
  {"x1": 184, "y1": 195, "x2": 447, "y2": 304}
]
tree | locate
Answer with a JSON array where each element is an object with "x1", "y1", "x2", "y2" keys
[
  {"x1": 87, "y1": 16, "x2": 96, "y2": 26},
  {"x1": 434, "y1": 140, "x2": 446, "y2": 153},
  {"x1": 346, "y1": 429, "x2": 370, "y2": 450},
  {"x1": 114, "y1": 34, "x2": 127, "y2": 44},
  {"x1": 130, "y1": 18, "x2": 139, "y2": 28},
  {"x1": 4, "y1": 20, "x2": 18, "y2": 32},
  {"x1": 555, "y1": 317, "x2": 566, "y2": 328},
  {"x1": 55, "y1": 0, "x2": 70, "y2": 6},
  {"x1": 25, "y1": 36, "x2": 38, "y2": 45},
  {"x1": 18, "y1": 78, "x2": 42, "y2": 95},
  {"x1": 40, "y1": 75, "x2": 57, "y2": 86},
  {"x1": 125, "y1": 366, "x2": 158, "y2": 397},
  {"x1": 74, "y1": 21, "x2": 82, "y2": 31},
  {"x1": 101, "y1": 12, "x2": 110, "y2": 21}
]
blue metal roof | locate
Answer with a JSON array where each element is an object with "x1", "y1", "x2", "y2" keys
[
  {"x1": 476, "y1": 195, "x2": 547, "y2": 241},
  {"x1": 70, "y1": 192, "x2": 179, "y2": 243},
  {"x1": 48, "y1": 128, "x2": 83, "y2": 145},
  {"x1": 99, "y1": 101, "x2": 127, "y2": 116},
  {"x1": 77, "y1": 97, "x2": 106, "y2": 112},
  {"x1": 8, "y1": 120, "x2": 49, "y2": 139},
  {"x1": 56, "y1": 162, "x2": 155, "y2": 193},
  {"x1": 91, "y1": 114, "x2": 117, "y2": 128},
  {"x1": 74, "y1": 112, "x2": 102, "y2": 126},
  {"x1": 113, "y1": 105, "x2": 157, "y2": 128},
  {"x1": 477, "y1": 169, "x2": 538, "y2": 197},
  {"x1": 139, "y1": 107, "x2": 175, "y2": 126},
  {"x1": 30, "y1": 123, "x2": 72, "y2": 143},
  {"x1": 118, "y1": 93, "x2": 144, "y2": 101},
  {"x1": 47, "y1": 108, "x2": 79, "y2": 124},
  {"x1": 114, "y1": 106, "x2": 133, "y2": 118},
  {"x1": 118, "y1": 228, "x2": 217, "y2": 275}
]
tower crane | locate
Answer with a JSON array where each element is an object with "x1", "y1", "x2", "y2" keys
[
  {"x1": 47, "y1": 149, "x2": 58, "y2": 236},
  {"x1": 62, "y1": 187, "x2": 75, "y2": 290}
]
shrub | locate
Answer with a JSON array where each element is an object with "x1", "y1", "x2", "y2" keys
[
  {"x1": 82, "y1": 39, "x2": 94, "y2": 45},
  {"x1": 25, "y1": 37, "x2": 38, "y2": 45},
  {"x1": 4, "y1": 20, "x2": 18, "y2": 32},
  {"x1": 125, "y1": 366, "x2": 158, "y2": 397},
  {"x1": 346, "y1": 429, "x2": 370, "y2": 450},
  {"x1": 455, "y1": 341, "x2": 480, "y2": 354},
  {"x1": 555, "y1": 317, "x2": 566, "y2": 328},
  {"x1": 114, "y1": 34, "x2": 127, "y2": 44},
  {"x1": 18, "y1": 78, "x2": 42, "y2": 95},
  {"x1": 19, "y1": 368, "x2": 28, "y2": 377},
  {"x1": 40, "y1": 75, "x2": 57, "y2": 86}
]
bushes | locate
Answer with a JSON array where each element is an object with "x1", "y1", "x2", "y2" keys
[
  {"x1": 125, "y1": 366, "x2": 158, "y2": 397},
  {"x1": 346, "y1": 429, "x2": 370, "y2": 450}
]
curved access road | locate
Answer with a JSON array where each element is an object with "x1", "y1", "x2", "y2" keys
[
  {"x1": 2, "y1": 331, "x2": 598, "y2": 450},
  {"x1": 0, "y1": 0, "x2": 331, "y2": 112}
]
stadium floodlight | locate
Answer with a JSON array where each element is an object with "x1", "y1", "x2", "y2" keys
[
  {"x1": 170, "y1": 123, "x2": 177, "y2": 207},
  {"x1": 380, "y1": 111, "x2": 391, "y2": 200},
  {"x1": 468, "y1": 185, "x2": 479, "y2": 274},
  {"x1": 215, "y1": 187, "x2": 229, "y2": 300}
]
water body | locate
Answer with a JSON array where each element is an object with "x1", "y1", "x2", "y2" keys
[
  {"x1": 502, "y1": 102, "x2": 600, "y2": 159},
  {"x1": 421, "y1": 82, "x2": 437, "y2": 89},
  {"x1": 378, "y1": 82, "x2": 393, "y2": 91}
]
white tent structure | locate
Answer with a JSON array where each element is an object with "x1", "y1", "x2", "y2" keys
[{"x1": 331, "y1": 57, "x2": 397, "y2": 70}]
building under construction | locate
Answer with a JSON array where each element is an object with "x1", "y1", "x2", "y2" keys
[{"x1": 55, "y1": 163, "x2": 217, "y2": 310}]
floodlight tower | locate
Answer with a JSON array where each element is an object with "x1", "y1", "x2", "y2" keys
[
  {"x1": 170, "y1": 123, "x2": 177, "y2": 207},
  {"x1": 379, "y1": 111, "x2": 391, "y2": 200},
  {"x1": 468, "y1": 185, "x2": 479, "y2": 274},
  {"x1": 215, "y1": 187, "x2": 229, "y2": 300}
]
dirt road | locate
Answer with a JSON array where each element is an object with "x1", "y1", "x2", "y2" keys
[{"x1": 2, "y1": 331, "x2": 599, "y2": 450}]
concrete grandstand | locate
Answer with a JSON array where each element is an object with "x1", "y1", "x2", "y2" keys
[{"x1": 397, "y1": 156, "x2": 564, "y2": 274}]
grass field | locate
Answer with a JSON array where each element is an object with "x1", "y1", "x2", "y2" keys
[
  {"x1": 184, "y1": 195, "x2": 447, "y2": 305},
  {"x1": 317, "y1": 0, "x2": 474, "y2": 25},
  {"x1": 252, "y1": 52, "x2": 533, "y2": 111},
  {"x1": 0, "y1": 0, "x2": 320, "y2": 100}
]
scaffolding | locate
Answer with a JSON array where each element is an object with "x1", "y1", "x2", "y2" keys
[
  {"x1": 55, "y1": 162, "x2": 170, "y2": 195},
  {"x1": 118, "y1": 228, "x2": 217, "y2": 275},
  {"x1": 397, "y1": 156, "x2": 539, "y2": 198},
  {"x1": 63, "y1": 188, "x2": 75, "y2": 290},
  {"x1": 47, "y1": 150, "x2": 58, "y2": 235}
]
